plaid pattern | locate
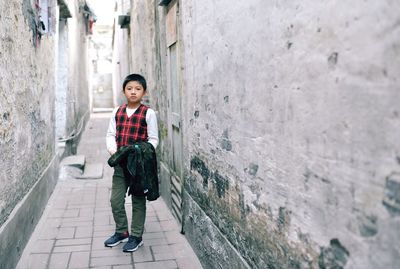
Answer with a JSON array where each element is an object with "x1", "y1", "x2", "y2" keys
[{"x1": 115, "y1": 104, "x2": 148, "y2": 148}]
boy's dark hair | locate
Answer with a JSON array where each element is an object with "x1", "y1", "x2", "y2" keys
[{"x1": 122, "y1": 74, "x2": 147, "y2": 91}]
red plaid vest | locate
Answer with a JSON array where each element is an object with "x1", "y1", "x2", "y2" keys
[{"x1": 115, "y1": 104, "x2": 148, "y2": 148}]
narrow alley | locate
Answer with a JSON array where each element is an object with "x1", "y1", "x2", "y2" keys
[
  {"x1": 16, "y1": 113, "x2": 203, "y2": 269},
  {"x1": 0, "y1": 0, "x2": 399, "y2": 269}
]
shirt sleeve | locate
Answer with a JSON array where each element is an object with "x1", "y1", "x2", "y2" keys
[
  {"x1": 106, "y1": 107, "x2": 119, "y2": 154},
  {"x1": 146, "y1": 108, "x2": 159, "y2": 149}
]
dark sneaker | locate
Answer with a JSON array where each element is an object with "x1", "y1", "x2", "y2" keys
[
  {"x1": 122, "y1": 236, "x2": 143, "y2": 252},
  {"x1": 104, "y1": 231, "x2": 129, "y2": 247}
]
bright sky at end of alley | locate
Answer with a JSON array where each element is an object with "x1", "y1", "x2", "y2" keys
[{"x1": 87, "y1": 0, "x2": 115, "y2": 25}]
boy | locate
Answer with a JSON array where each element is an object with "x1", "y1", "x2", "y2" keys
[{"x1": 104, "y1": 74, "x2": 159, "y2": 252}]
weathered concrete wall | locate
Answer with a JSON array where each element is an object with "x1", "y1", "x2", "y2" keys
[
  {"x1": 112, "y1": 29, "x2": 130, "y2": 105},
  {"x1": 112, "y1": 0, "x2": 133, "y2": 106},
  {"x1": 64, "y1": 0, "x2": 91, "y2": 144},
  {"x1": 0, "y1": 0, "x2": 91, "y2": 267},
  {"x1": 126, "y1": 1, "x2": 173, "y2": 211},
  {"x1": 56, "y1": 19, "x2": 69, "y2": 140},
  {"x1": 113, "y1": 0, "x2": 172, "y2": 209},
  {"x1": 120, "y1": 0, "x2": 400, "y2": 268},
  {"x1": 56, "y1": 0, "x2": 91, "y2": 147},
  {"x1": 113, "y1": 0, "x2": 166, "y2": 108},
  {"x1": 0, "y1": 1, "x2": 58, "y2": 267},
  {"x1": 180, "y1": 1, "x2": 400, "y2": 268},
  {"x1": 0, "y1": 0, "x2": 57, "y2": 229}
]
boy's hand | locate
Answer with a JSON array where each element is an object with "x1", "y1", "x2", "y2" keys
[{"x1": 109, "y1": 150, "x2": 116, "y2": 155}]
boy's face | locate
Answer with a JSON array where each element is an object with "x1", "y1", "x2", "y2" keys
[{"x1": 124, "y1": 81, "x2": 146, "y2": 104}]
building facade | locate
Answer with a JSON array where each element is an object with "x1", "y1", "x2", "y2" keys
[
  {"x1": 0, "y1": 1, "x2": 93, "y2": 268},
  {"x1": 114, "y1": 1, "x2": 400, "y2": 268}
]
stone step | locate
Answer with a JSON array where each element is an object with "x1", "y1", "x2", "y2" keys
[
  {"x1": 59, "y1": 155, "x2": 103, "y2": 180},
  {"x1": 60, "y1": 155, "x2": 85, "y2": 169},
  {"x1": 75, "y1": 163, "x2": 103, "y2": 179}
]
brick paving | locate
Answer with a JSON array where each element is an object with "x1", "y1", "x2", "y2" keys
[{"x1": 16, "y1": 113, "x2": 203, "y2": 269}]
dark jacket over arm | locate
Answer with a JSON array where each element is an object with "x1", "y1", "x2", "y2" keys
[{"x1": 108, "y1": 142, "x2": 159, "y2": 201}]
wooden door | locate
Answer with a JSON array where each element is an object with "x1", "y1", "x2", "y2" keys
[{"x1": 166, "y1": 2, "x2": 183, "y2": 222}]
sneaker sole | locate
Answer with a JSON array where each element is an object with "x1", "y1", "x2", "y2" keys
[
  {"x1": 123, "y1": 241, "x2": 144, "y2": 252},
  {"x1": 105, "y1": 238, "x2": 129, "y2": 247}
]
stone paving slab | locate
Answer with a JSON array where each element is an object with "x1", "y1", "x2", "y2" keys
[{"x1": 16, "y1": 113, "x2": 203, "y2": 269}]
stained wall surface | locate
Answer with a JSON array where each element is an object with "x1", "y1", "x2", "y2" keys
[
  {"x1": 0, "y1": 0, "x2": 91, "y2": 267},
  {"x1": 0, "y1": 0, "x2": 57, "y2": 227},
  {"x1": 118, "y1": 1, "x2": 400, "y2": 268},
  {"x1": 180, "y1": 1, "x2": 400, "y2": 268}
]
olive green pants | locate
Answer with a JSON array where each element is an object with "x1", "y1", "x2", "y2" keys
[{"x1": 110, "y1": 165, "x2": 146, "y2": 237}]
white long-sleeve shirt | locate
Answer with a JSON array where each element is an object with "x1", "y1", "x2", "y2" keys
[{"x1": 106, "y1": 106, "x2": 159, "y2": 154}]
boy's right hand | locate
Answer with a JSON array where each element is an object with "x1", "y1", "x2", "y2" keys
[{"x1": 109, "y1": 150, "x2": 116, "y2": 156}]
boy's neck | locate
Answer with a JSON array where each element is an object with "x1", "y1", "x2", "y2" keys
[{"x1": 126, "y1": 102, "x2": 141, "y2": 109}]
